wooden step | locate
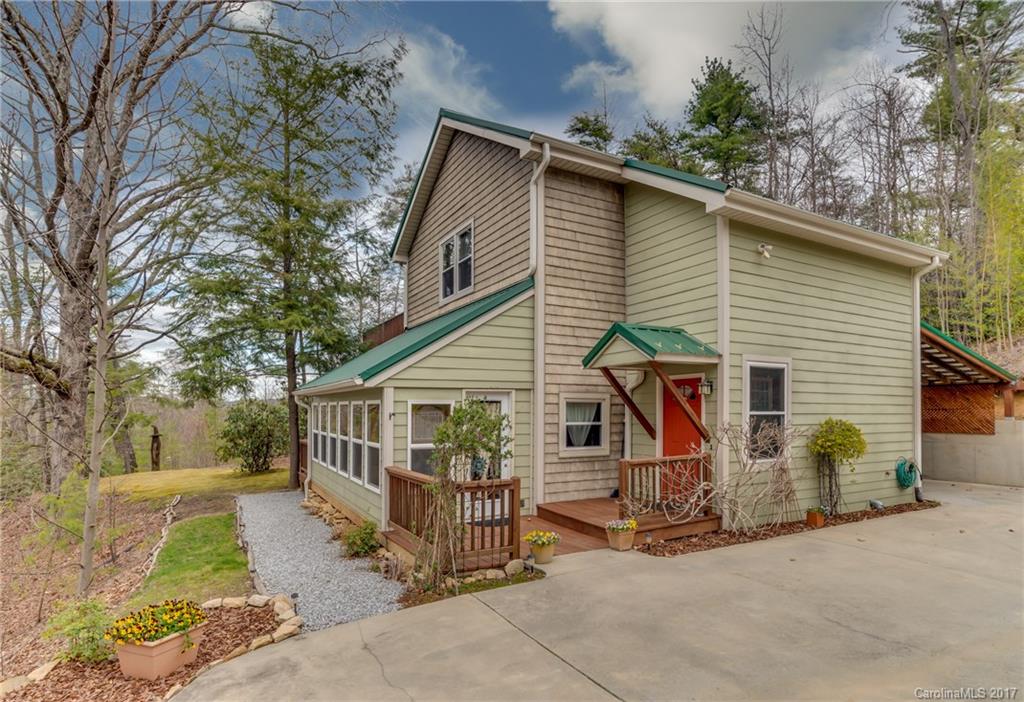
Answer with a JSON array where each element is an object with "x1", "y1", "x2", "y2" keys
[{"x1": 537, "y1": 497, "x2": 721, "y2": 545}]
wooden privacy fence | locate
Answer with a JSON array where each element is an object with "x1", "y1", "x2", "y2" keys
[
  {"x1": 386, "y1": 466, "x2": 521, "y2": 572},
  {"x1": 618, "y1": 453, "x2": 713, "y2": 520}
]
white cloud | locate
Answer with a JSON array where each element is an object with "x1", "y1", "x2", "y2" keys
[
  {"x1": 550, "y1": 1, "x2": 909, "y2": 123},
  {"x1": 224, "y1": 1, "x2": 276, "y2": 32},
  {"x1": 395, "y1": 28, "x2": 500, "y2": 126}
]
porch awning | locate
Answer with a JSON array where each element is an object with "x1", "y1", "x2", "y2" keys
[{"x1": 582, "y1": 322, "x2": 719, "y2": 370}]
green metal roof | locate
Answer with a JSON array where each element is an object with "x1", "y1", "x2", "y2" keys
[
  {"x1": 921, "y1": 320, "x2": 1017, "y2": 381},
  {"x1": 298, "y1": 278, "x2": 534, "y2": 392},
  {"x1": 583, "y1": 322, "x2": 719, "y2": 368},
  {"x1": 388, "y1": 108, "x2": 728, "y2": 259},
  {"x1": 622, "y1": 159, "x2": 729, "y2": 193}
]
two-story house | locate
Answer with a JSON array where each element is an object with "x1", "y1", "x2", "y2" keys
[{"x1": 294, "y1": 109, "x2": 948, "y2": 544}]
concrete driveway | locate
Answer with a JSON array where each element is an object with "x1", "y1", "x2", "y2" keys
[{"x1": 177, "y1": 481, "x2": 1023, "y2": 701}]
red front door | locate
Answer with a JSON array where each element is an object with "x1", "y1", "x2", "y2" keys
[
  {"x1": 661, "y1": 377, "x2": 704, "y2": 501},
  {"x1": 662, "y1": 377, "x2": 703, "y2": 456}
]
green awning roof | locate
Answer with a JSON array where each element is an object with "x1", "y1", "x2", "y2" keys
[
  {"x1": 296, "y1": 278, "x2": 534, "y2": 394},
  {"x1": 921, "y1": 320, "x2": 1017, "y2": 382},
  {"x1": 582, "y1": 322, "x2": 719, "y2": 368}
]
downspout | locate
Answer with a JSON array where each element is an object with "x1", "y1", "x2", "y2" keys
[
  {"x1": 529, "y1": 142, "x2": 551, "y2": 510},
  {"x1": 294, "y1": 395, "x2": 313, "y2": 499},
  {"x1": 912, "y1": 255, "x2": 942, "y2": 500},
  {"x1": 623, "y1": 371, "x2": 646, "y2": 459}
]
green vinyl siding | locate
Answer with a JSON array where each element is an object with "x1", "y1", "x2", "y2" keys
[
  {"x1": 307, "y1": 387, "x2": 384, "y2": 523},
  {"x1": 386, "y1": 296, "x2": 534, "y2": 510},
  {"x1": 728, "y1": 221, "x2": 915, "y2": 510},
  {"x1": 624, "y1": 183, "x2": 718, "y2": 341}
]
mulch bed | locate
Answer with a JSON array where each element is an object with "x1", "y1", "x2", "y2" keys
[
  {"x1": 638, "y1": 500, "x2": 941, "y2": 558},
  {"x1": 6, "y1": 606, "x2": 277, "y2": 702},
  {"x1": 398, "y1": 570, "x2": 544, "y2": 608}
]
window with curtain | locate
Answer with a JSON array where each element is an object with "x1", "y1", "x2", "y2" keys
[
  {"x1": 338, "y1": 402, "x2": 349, "y2": 475},
  {"x1": 351, "y1": 402, "x2": 363, "y2": 482},
  {"x1": 440, "y1": 226, "x2": 473, "y2": 300},
  {"x1": 409, "y1": 402, "x2": 452, "y2": 474},
  {"x1": 746, "y1": 362, "x2": 788, "y2": 458},
  {"x1": 366, "y1": 403, "x2": 381, "y2": 489},
  {"x1": 564, "y1": 400, "x2": 604, "y2": 449}
]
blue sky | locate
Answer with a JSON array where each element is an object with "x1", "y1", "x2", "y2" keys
[{"x1": 361, "y1": 1, "x2": 911, "y2": 169}]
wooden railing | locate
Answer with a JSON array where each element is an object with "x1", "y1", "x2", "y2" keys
[
  {"x1": 386, "y1": 466, "x2": 520, "y2": 572},
  {"x1": 617, "y1": 453, "x2": 713, "y2": 520}
]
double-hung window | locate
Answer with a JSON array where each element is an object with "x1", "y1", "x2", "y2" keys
[
  {"x1": 328, "y1": 403, "x2": 338, "y2": 471},
  {"x1": 559, "y1": 394, "x2": 609, "y2": 457},
  {"x1": 337, "y1": 402, "x2": 349, "y2": 475},
  {"x1": 744, "y1": 359, "x2": 790, "y2": 459},
  {"x1": 440, "y1": 225, "x2": 473, "y2": 301},
  {"x1": 351, "y1": 403, "x2": 363, "y2": 482},
  {"x1": 409, "y1": 402, "x2": 452, "y2": 475},
  {"x1": 319, "y1": 402, "x2": 328, "y2": 466}
]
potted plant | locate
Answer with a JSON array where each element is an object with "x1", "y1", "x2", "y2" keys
[
  {"x1": 105, "y1": 599, "x2": 208, "y2": 680},
  {"x1": 605, "y1": 518, "x2": 638, "y2": 551},
  {"x1": 522, "y1": 529, "x2": 560, "y2": 564},
  {"x1": 806, "y1": 506, "x2": 826, "y2": 528}
]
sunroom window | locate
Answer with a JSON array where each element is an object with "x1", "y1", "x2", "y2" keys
[
  {"x1": 440, "y1": 226, "x2": 473, "y2": 300},
  {"x1": 409, "y1": 402, "x2": 452, "y2": 474}
]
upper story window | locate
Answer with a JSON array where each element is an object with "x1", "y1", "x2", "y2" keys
[
  {"x1": 440, "y1": 224, "x2": 473, "y2": 301},
  {"x1": 743, "y1": 358, "x2": 791, "y2": 459}
]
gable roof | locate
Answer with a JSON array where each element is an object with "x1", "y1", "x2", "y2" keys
[
  {"x1": 920, "y1": 320, "x2": 1017, "y2": 384},
  {"x1": 295, "y1": 278, "x2": 534, "y2": 395},
  {"x1": 390, "y1": 108, "x2": 948, "y2": 269},
  {"x1": 583, "y1": 322, "x2": 719, "y2": 369}
]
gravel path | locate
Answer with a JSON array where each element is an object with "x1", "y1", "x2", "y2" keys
[{"x1": 236, "y1": 491, "x2": 403, "y2": 631}]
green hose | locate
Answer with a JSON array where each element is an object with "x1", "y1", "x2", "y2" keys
[{"x1": 895, "y1": 456, "x2": 918, "y2": 489}]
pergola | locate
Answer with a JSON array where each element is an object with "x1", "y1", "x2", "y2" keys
[{"x1": 920, "y1": 321, "x2": 1017, "y2": 433}]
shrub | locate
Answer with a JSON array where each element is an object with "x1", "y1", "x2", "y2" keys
[
  {"x1": 105, "y1": 599, "x2": 207, "y2": 646},
  {"x1": 43, "y1": 599, "x2": 113, "y2": 663},
  {"x1": 216, "y1": 400, "x2": 289, "y2": 473},
  {"x1": 344, "y1": 520, "x2": 379, "y2": 557},
  {"x1": 808, "y1": 417, "x2": 868, "y2": 466}
]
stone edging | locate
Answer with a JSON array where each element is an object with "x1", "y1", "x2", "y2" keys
[
  {"x1": 143, "y1": 494, "x2": 182, "y2": 579},
  {"x1": 0, "y1": 592, "x2": 303, "y2": 700},
  {"x1": 163, "y1": 592, "x2": 303, "y2": 700},
  {"x1": 235, "y1": 497, "x2": 267, "y2": 595}
]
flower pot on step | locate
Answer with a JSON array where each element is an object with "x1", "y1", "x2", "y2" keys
[
  {"x1": 606, "y1": 529, "x2": 636, "y2": 551},
  {"x1": 806, "y1": 510, "x2": 826, "y2": 528},
  {"x1": 115, "y1": 623, "x2": 207, "y2": 680},
  {"x1": 530, "y1": 543, "x2": 555, "y2": 564}
]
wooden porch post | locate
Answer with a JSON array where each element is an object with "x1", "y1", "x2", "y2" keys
[
  {"x1": 600, "y1": 367, "x2": 656, "y2": 440},
  {"x1": 649, "y1": 361, "x2": 711, "y2": 441},
  {"x1": 1004, "y1": 384, "x2": 1016, "y2": 419}
]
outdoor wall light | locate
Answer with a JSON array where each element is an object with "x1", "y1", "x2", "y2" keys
[{"x1": 698, "y1": 379, "x2": 714, "y2": 396}]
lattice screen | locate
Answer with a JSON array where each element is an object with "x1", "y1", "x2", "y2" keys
[{"x1": 922, "y1": 385, "x2": 996, "y2": 435}]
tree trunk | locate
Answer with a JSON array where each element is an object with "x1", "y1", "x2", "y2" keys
[
  {"x1": 286, "y1": 331, "x2": 300, "y2": 490},
  {"x1": 52, "y1": 286, "x2": 92, "y2": 490},
  {"x1": 109, "y1": 387, "x2": 138, "y2": 473}
]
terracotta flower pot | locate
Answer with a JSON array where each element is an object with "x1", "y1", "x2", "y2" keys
[
  {"x1": 806, "y1": 510, "x2": 826, "y2": 528},
  {"x1": 530, "y1": 542, "x2": 555, "y2": 564},
  {"x1": 115, "y1": 623, "x2": 207, "y2": 680},
  {"x1": 606, "y1": 529, "x2": 636, "y2": 551}
]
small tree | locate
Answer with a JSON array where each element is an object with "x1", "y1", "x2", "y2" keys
[
  {"x1": 217, "y1": 400, "x2": 289, "y2": 473},
  {"x1": 808, "y1": 418, "x2": 867, "y2": 516},
  {"x1": 415, "y1": 400, "x2": 511, "y2": 591}
]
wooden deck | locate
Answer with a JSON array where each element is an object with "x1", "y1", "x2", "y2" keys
[
  {"x1": 519, "y1": 514, "x2": 607, "y2": 555},
  {"x1": 538, "y1": 497, "x2": 721, "y2": 547}
]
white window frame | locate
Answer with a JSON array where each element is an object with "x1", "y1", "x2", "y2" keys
[
  {"x1": 408, "y1": 400, "x2": 455, "y2": 475},
  {"x1": 741, "y1": 356, "x2": 792, "y2": 461},
  {"x1": 438, "y1": 220, "x2": 474, "y2": 304},
  {"x1": 558, "y1": 393, "x2": 610, "y2": 459},
  {"x1": 337, "y1": 401, "x2": 349, "y2": 476},
  {"x1": 364, "y1": 401, "x2": 382, "y2": 493},
  {"x1": 311, "y1": 403, "x2": 320, "y2": 464},
  {"x1": 349, "y1": 401, "x2": 365, "y2": 485},
  {"x1": 325, "y1": 402, "x2": 336, "y2": 472}
]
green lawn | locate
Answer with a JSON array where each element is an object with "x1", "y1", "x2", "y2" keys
[
  {"x1": 126, "y1": 512, "x2": 250, "y2": 611},
  {"x1": 104, "y1": 466, "x2": 289, "y2": 501}
]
